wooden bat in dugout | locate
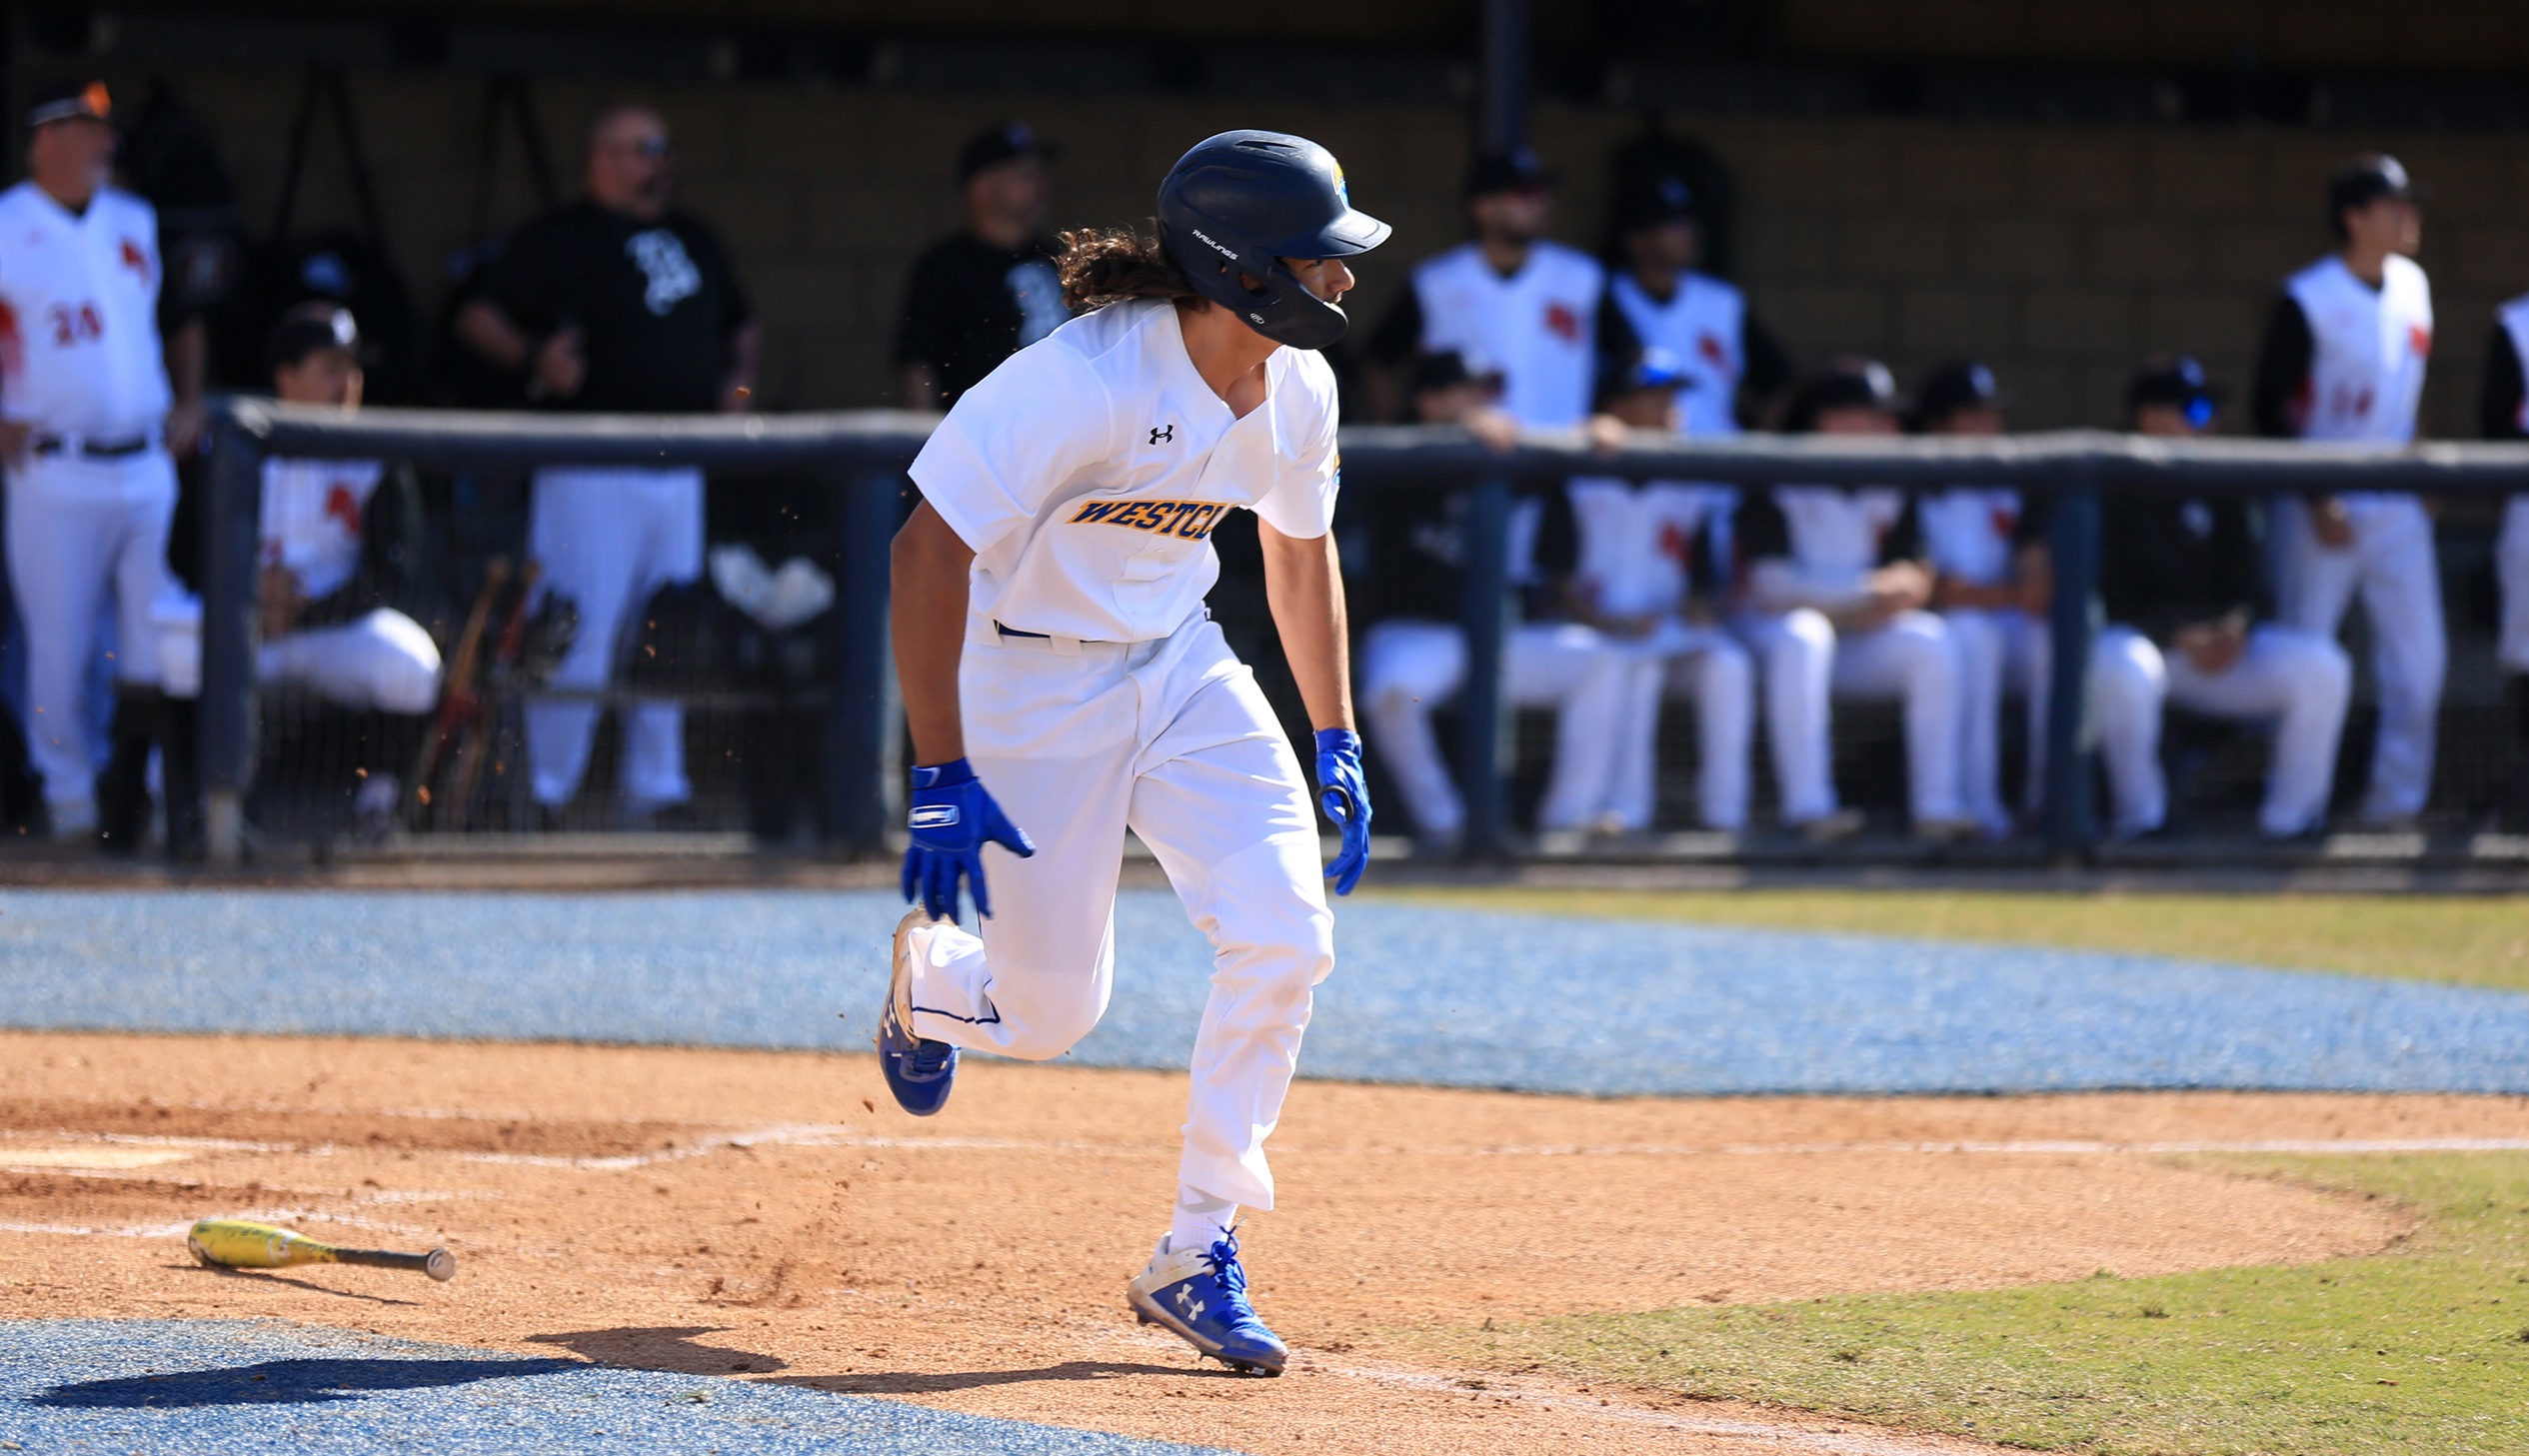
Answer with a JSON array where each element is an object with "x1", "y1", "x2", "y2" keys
[{"x1": 188, "y1": 1218, "x2": 456, "y2": 1282}]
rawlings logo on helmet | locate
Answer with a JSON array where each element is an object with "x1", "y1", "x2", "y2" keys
[{"x1": 1188, "y1": 227, "x2": 1241, "y2": 260}]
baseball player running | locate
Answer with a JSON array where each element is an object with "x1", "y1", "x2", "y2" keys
[
  {"x1": 877, "y1": 131, "x2": 1382, "y2": 1376},
  {"x1": 1912, "y1": 362, "x2": 2044, "y2": 838},
  {"x1": 2252, "y1": 154, "x2": 2442, "y2": 828},
  {"x1": 0, "y1": 81, "x2": 206, "y2": 842},
  {"x1": 1731, "y1": 359, "x2": 1968, "y2": 843},
  {"x1": 1566, "y1": 348, "x2": 1751, "y2": 833},
  {"x1": 2477, "y1": 292, "x2": 2529, "y2": 828}
]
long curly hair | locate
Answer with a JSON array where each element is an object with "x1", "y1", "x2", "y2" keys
[{"x1": 1056, "y1": 221, "x2": 1198, "y2": 312}]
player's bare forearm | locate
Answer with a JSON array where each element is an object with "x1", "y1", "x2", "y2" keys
[
  {"x1": 1259, "y1": 520, "x2": 1354, "y2": 733},
  {"x1": 454, "y1": 299, "x2": 530, "y2": 370},
  {"x1": 892, "y1": 500, "x2": 976, "y2": 764}
]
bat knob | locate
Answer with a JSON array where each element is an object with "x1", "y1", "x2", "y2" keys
[{"x1": 425, "y1": 1248, "x2": 457, "y2": 1282}]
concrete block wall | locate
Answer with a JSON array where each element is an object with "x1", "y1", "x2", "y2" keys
[{"x1": 53, "y1": 62, "x2": 2529, "y2": 432}]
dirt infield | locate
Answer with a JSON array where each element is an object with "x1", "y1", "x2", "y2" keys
[{"x1": 9, "y1": 1032, "x2": 2523, "y2": 1454}]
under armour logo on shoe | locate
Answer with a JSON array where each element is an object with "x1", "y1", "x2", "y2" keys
[
  {"x1": 1177, "y1": 1286, "x2": 1205, "y2": 1319},
  {"x1": 1149, "y1": 424, "x2": 1175, "y2": 445}
]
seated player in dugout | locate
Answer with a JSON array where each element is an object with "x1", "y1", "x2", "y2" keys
[
  {"x1": 251, "y1": 304, "x2": 445, "y2": 841},
  {"x1": 1562, "y1": 347, "x2": 1753, "y2": 835},
  {"x1": 1354, "y1": 348, "x2": 1645, "y2": 850},
  {"x1": 893, "y1": 121, "x2": 1072, "y2": 411},
  {"x1": 1910, "y1": 361, "x2": 2047, "y2": 840},
  {"x1": 2019, "y1": 357, "x2": 2349, "y2": 842},
  {"x1": 878, "y1": 131, "x2": 1381, "y2": 1377},
  {"x1": 1729, "y1": 359, "x2": 1972, "y2": 845}
]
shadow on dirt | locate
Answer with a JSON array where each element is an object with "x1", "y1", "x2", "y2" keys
[{"x1": 528, "y1": 1325, "x2": 790, "y2": 1375}]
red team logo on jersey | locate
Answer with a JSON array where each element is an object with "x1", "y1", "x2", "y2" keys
[
  {"x1": 119, "y1": 238, "x2": 150, "y2": 284},
  {"x1": 1542, "y1": 301, "x2": 1581, "y2": 344},
  {"x1": 1697, "y1": 332, "x2": 1729, "y2": 370},
  {"x1": 1658, "y1": 520, "x2": 1688, "y2": 562},
  {"x1": 324, "y1": 483, "x2": 364, "y2": 539},
  {"x1": 2409, "y1": 324, "x2": 2432, "y2": 358}
]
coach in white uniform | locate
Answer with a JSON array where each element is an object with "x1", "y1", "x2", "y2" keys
[
  {"x1": 0, "y1": 81, "x2": 205, "y2": 840},
  {"x1": 1365, "y1": 146, "x2": 1617, "y2": 433},
  {"x1": 1732, "y1": 360, "x2": 1968, "y2": 841},
  {"x1": 457, "y1": 103, "x2": 758, "y2": 827},
  {"x1": 1912, "y1": 362, "x2": 2043, "y2": 837},
  {"x1": 878, "y1": 133, "x2": 1382, "y2": 1376},
  {"x1": 2252, "y1": 155, "x2": 2442, "y2": 827}
]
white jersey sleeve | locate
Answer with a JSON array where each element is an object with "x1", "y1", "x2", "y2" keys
[
  {"x1": 912, "y1": 340, "x2": 1119, "y2": 557},
  {"x1": 1249, "y1": 351, "x2": 1341, "y2": 541}
]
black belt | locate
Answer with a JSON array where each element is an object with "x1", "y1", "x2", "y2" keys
[{"x1": 31, "y1": 435, "x2": 151, "y2": 459}]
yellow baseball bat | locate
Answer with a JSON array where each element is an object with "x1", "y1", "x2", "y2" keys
[{"x1": 187, "y1": 1218, "x2": 455, "y2": 1282}]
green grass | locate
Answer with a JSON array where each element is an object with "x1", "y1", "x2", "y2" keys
[
  {"x1": 1419, "y1": 1154, "x2": 2529, "y2": 1455},
  {"x1": 1374, "y1": 887, "x2": 2529, "y2": 993}
]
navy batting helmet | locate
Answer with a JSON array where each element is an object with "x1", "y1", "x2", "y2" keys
[{"x1": 1157, "y1": 131, "x2": 1389, "y2": 351}]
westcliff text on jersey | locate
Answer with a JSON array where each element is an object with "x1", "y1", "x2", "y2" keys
[{"x1": 1068, "y1": 498, "x2": 1232, "y2": 540}]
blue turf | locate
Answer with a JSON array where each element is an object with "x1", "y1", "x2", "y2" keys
[
  {"x1": 0, "y1": 1320, "x2": 1231, "y2": 1455},
  {"x1": 3, "y1": 887, "x2": 2526, "y2": 1094}
]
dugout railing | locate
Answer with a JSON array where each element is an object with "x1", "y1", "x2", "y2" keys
[{"x1": 201, "y1": 398, "x2": 2529, "y2": 865}]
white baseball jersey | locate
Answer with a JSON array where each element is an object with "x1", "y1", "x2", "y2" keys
[
  {"x1": 1563, "y1": 477, "x2": 1727, "y2": 617},
  {"x1": 1918, "y1": 487, "x2": 2022, "y2": 588},
  {"x1": 2284, "y1": 253, "x2": 2431, "y2": 445},
  {"x1": 0, "y1": 182, "x2": 171, "y2": 439},
  {"x1": 1762, "y1": 487, "x2": 1910, "y2": 575},
  {"x1": 260, "y1": 458, "x2": 383, "y2": 601},
  {"x1": 1408, "y1": 241, "x2": 1603, "y2": 429},
  {"x1": 1608, "y1": 272, "x2": 1747, "y2": 438},
  {"x1": 912, "y1": 298, "x2": 1339, "y2": 644}
]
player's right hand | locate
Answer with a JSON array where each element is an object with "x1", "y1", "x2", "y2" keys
[{"x1": 902, "y1": 758, "x2": 1036, "y2": 924}]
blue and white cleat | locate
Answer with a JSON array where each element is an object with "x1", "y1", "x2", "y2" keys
[
  {"x1": 876, "y1": 908, "x2": 958, "y2": 1117},
  {"x1": 1126, "y1": 1231, "x2": 1288, "y2": 1375}
]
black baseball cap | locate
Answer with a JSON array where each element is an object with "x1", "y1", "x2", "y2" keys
[
  {"x1": 1613, "y1": 171, "x2": 1698, "y2": 234},
  {"x1": 1787, "y1": 356, "x2": 1901, "y2": 432},
  {"x1": 2329, "y1": 153, "x2": 2419, "y2": 228},
  {"x1": 959, "y1": 120, "x2": 1056, "y2": 183},
  {"x1": 1912, "y1": 360, "x2": 2007, "y2": 428},
  {"x1": 267, "y1": 303, "x2": 360, "y2": 373},
  {"x1": 27, "y1": 80, "x2": 110, "y2": 129},
  {"x1": 2127, "y1": 354, "x2": 2221, "y2": 429},
  {"x1": 1465, "y1": 146, "x2": 1555, "y2": 199},
  {"x1": 1409, "y1": 349, "x2": 1504, "y2": 397}
]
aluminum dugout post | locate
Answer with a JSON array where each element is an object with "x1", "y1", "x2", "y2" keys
[
  {"x1": 827, "y1": 468, "x2": 906, "y2": 856},
  {"x1": 198, "y1": 412, "x2": 265, "y2": 864},
  {"x1": 1456, "y1": 474, "x2": 1515, "y2": 859},
  {"x1": 2040, "y1": 464, "x2": 2102, "y2": 857}
]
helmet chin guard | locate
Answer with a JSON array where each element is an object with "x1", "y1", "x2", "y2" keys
[{"x1": 1157, "y1": 130, "x2": 1389, "y2": 351}]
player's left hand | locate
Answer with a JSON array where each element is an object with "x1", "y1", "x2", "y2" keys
[
  {"x1": 163, "y1": 399, "x2": 205, "y2": 460},
  {"x1": 902, "y1": 758, "x2": 1036, "y2": 924},
  {"x1": 1313, "y1": 728, "x2": 1371, "y2": 896}
]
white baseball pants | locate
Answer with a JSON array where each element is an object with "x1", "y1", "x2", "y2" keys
[
  {"x1": 902, "y1": 617, "x2": 1331, "y2": 1213},
  {"x1": 1359, "y1": 618, "x2": 1635, "y2": 836},
  {"x1": 2497, "y1": 497, "x2": 2529, "y2": 675},
  {"x1": 1945, "y1": 607, "x2": 2043, "y2": 833},
  {"x1": 2082, "y1": 623, "x2": 2350, "y2": 838},
  {"x1": 259, "y1": 608, "x2": 443, "y2": 715},
  {"x1": 2270, "y1": 494, "x2": 2443, "y2": 820},
  {"x1": 1599, "y1": 621, "x2": 1750, "y2": 831},
  {"x1": 3, "y1": 449, "x2": 176, "y2": 811},
  {"x1": 1734, "y1": 608, "x2": 1964, "y2": 825},
  {"x1": 526, "y1": 466, "x2": 702, "y2": 809}
]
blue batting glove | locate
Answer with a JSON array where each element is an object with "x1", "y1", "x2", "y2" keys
[
  {"x1": 903, "y1": 758, "x2": 1036, "y2": 924},
  {"x1": 1313, "y1": 728, "x2": 1372, "y2": 896}
]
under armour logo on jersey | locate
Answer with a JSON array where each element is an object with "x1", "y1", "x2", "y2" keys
[
  {"x1": 1149, "y1": 424, "x2": 1175, "y2": 445},
  {"x1": 909, "y1": 804, "x2": 962, "y2": 829}
]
